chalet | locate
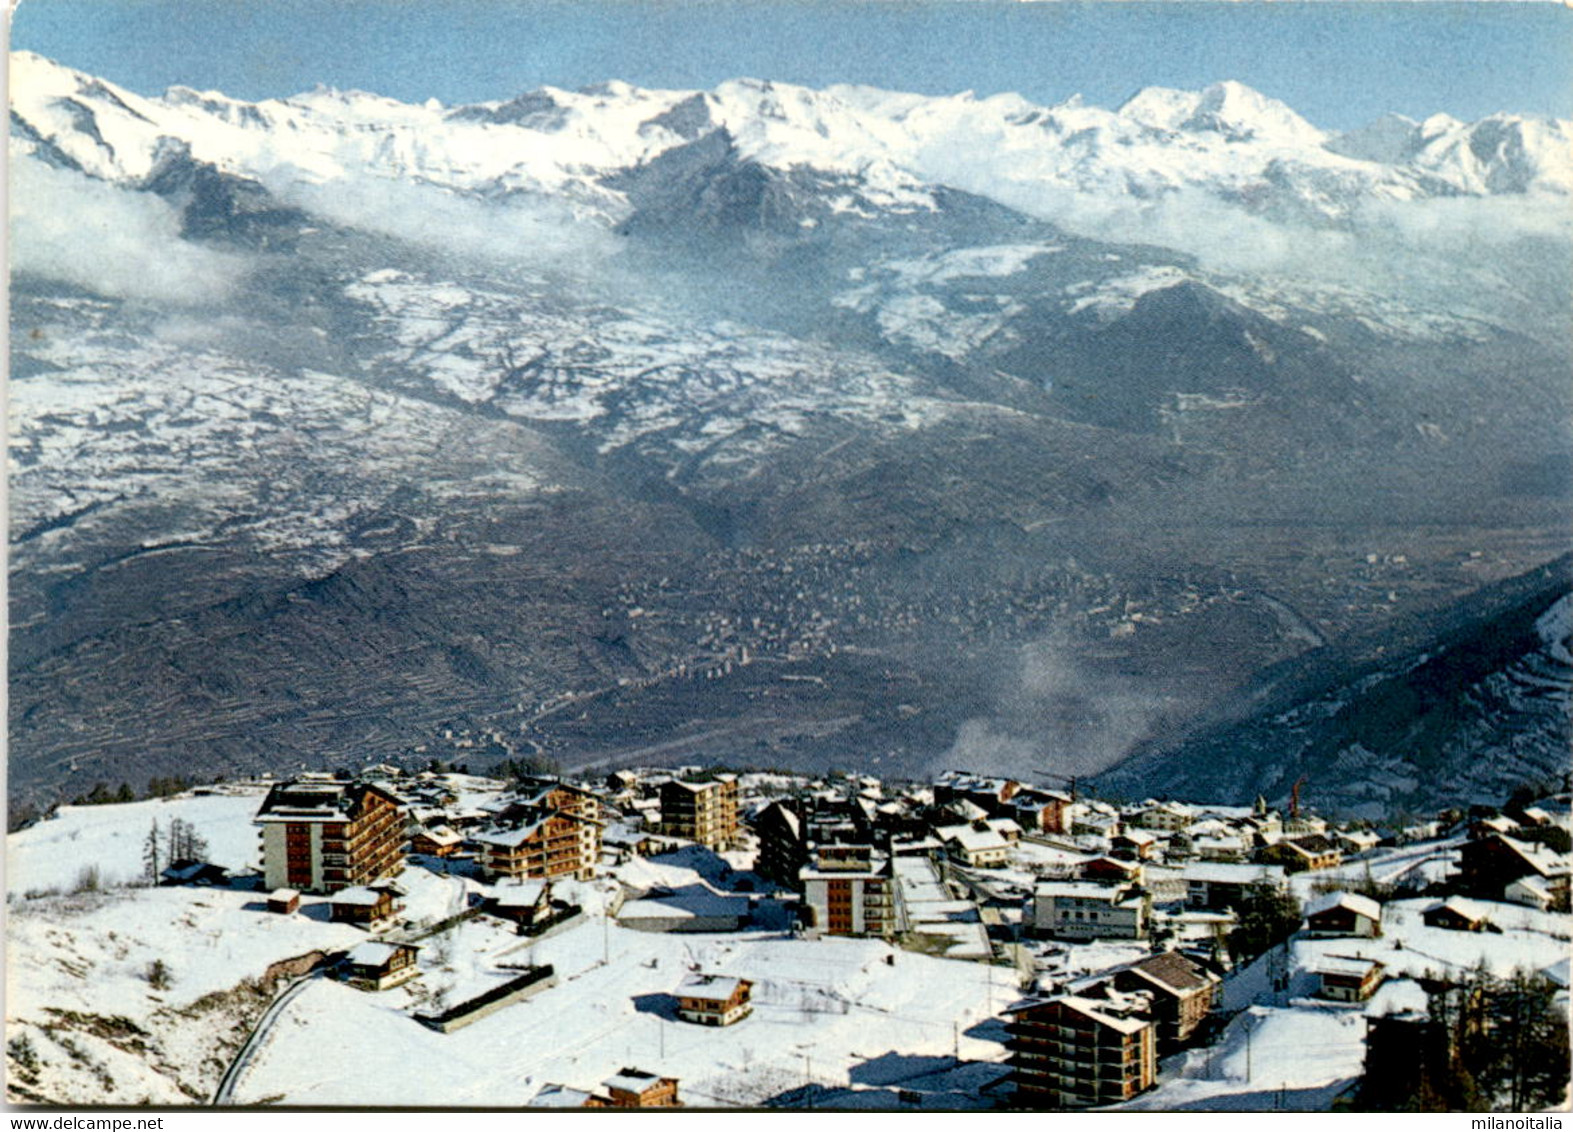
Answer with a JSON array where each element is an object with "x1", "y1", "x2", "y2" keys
[
  {"x1": 1470, "y1": 814, "x2": 1521, "y2": 839},
  {"x1": 675, "y1": 973, "x2": 753, "y2": 1026},
  {"x1": 600, "y1": 1068, "x2": 680, "y2": 1108},
  {"x1": 1337, "y1": 829, "x2": 1383, "y2": 856},
  {"x1": 1080, "y1": 856, "x2": 1143, "y2": 885},
  {"x1": 988, "y1": 816, "x2": 1024, "y2": 844},
  {"x1": 1303, "y1": 892, "x2": 1383, "y2": 938},
  {"x1": 266, "y1": 888, "x2": 301, "y2": 915},
  {"x1": 1421, "y1": 896, "x2": 1500, "y2": 933},
  {"x1": 342, "y1": 940, "x2": 420, "y2": 991},
  {"x1": 1131, "y1": 802, "x2": 1194, "y2": 833},
  {"x1": 657, "y1": 776, "x2": 739, "y2": 850},
  {"x1": 489, "y1": 880, "x2": 554, "y2": 927},
  {"x1": 1012, "y1": 788, "x2": 1071, "y2": 835},
  {"x1": 159, "y1": 859, "x2": 230, "y2": 887},
  {"x1": 1191, "y1": 834, "x2": 1249, "y2": 863},
  {"x1": 1504, "y1": 874, "x2": 1555, "y2": 912},
  {"x1": 328, "y1": 882, "x2": 402, "y2": 927},
  {"x1": 944, "y1": 798, "x2": 990, "y2": 823},
  {"x1": 254, "y1": 777, "x2": 407, "y2": 894},
  {"x1": 1030, "y1": 881, "x2": 1148, "y2": 941},
  {"x1": 1316, "y1": 955, "x2": 1384, "y2": 1002},
  {"x1": 1105, "y1": 951, "x2": 1222, "y2": 1052},
  {"x1": 1004, "y1": 994, "x2": 1157, "y2": 1109},
  {"x1": 937, "y1": 822, "x2": 1011, "y2": 868},
  {"x1": 1111, "y1": 830, "x2": 1158, "y2": 861},
  {"x1": 1459, "y1": 834, "x2": 1571, "y2": 908},
  {"x1": 1070, "y1": 804, "x2": 1121, "y2": 839},
  {"x1": 410, "y1": 825, "x2": 463, "y2": 857},
  {"x1": 1260, "y1": 835, "x2": 1342, "y2": 874},
  {"x1": 1183, "y1": 862, "x2": 1286, "y2": 911},
  {"x1": 605, "y1": 769, "x2": 640, "y2": 794},
  {"x1": 934, "y1": 771, "x2": 1020, "y2": 815}
]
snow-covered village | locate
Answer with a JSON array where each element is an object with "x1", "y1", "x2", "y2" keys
[{"x1": 5, "y1": 764, "x2": 1569, "y2": 1111}]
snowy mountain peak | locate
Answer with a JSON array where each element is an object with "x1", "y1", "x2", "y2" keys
[
  {"x1": 1116, "y1": 85, "x2": 1203, "y2": 131},
  {"x1": 1183, "y1": 81, "x2": 1326, "y2": 146},
  {"x1": 9, "y1": 50, "x2": 1572, "y2": 238}
]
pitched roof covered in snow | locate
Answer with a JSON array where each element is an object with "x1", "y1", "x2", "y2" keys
[
  {"x1": 1306, "y1": 892, "x2": 1383, "y2": 922},
  {"x1": 675, "y1": 972, "x2": 745, "y2": 1002}
]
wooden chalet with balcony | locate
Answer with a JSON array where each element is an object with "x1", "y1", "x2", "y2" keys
[
  {"x1": 1304, "y1": 892, "x2": 1383, "y2": 938},
  {"x1": 599, "y1": 1068, "x2": 681, "y2": 1108},
  {"x1": 342, "y1": 940, "x2": 420, "y2": 991},
  {"x1": 1104, "y1": 952, "x2": 1221, "y2": 1053},
  {"x1": 1261, "y1": 834, "x2": 1343, "y2": 874},
  {"x1": 328, "y1": 882, "x2": 403, "y2": 927},
  {"x1": 675, "y1": 972, "x2": 753, "y2": 1026}
]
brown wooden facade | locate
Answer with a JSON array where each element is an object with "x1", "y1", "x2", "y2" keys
[{"x1": 1006, "y1": 997, "x2": 1157, "y2": 1110}]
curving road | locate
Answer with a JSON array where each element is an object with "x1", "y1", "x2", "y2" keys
[{"x1": 211, "y1": 971, "x2": 321, "y2": 1106}]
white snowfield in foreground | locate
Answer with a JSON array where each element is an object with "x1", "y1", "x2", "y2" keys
[{"x1": 234, "y1": 922, "x2": 1014, "y2": 1107}]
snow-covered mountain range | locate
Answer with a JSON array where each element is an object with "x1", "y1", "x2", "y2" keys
[{"x1": 12, "y1": 50, "x2": 1572, "y2": 227}]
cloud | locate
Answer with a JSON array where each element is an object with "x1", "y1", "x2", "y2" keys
[
  {"x1": 906, "y1": 123, "x2": 1571, "y2": 298},
  {"x1": 266, "y1": 169, "x2": 622, "y2": 276},
  {"x1": 9, "y1": 156, "x2": 248, "y2": 305},
  {"x1": 939, "y1": 634, "x2": 1173, "y2": 782}
]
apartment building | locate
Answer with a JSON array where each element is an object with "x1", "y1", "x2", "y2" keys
[
  {"x1": 800, "y1": 842, "x2": 903, "y2": 939},
  {"x1": 473, "y1": 779, "x2": 602, "y2": 882},
  {"x1": 658, "y1": 776, "x2": 739, "y2": 850},
  {"x1": 255, "y1": 777, "x2": 407, "y2": 894},
  {"x1": 1005, "y1": 994, "x2": 1157, "y2": 1109}
]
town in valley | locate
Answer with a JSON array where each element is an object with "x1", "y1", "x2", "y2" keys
[{"x1": 6, "y1": 761, "x2": 1568, "y2": 1110}]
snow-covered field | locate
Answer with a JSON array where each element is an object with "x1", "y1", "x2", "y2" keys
[
  {"x1": 232, "y1": 920, "x2": 1015, "y2": 1107},
  {"x1": 6, "y1": 788, "x2": 268, "y2": 896}
]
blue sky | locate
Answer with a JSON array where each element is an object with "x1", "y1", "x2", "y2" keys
[{"x1": 11, "y1": 1, "x2": 1572, "y2": 129}]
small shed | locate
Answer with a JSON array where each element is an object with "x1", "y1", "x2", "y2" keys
[{"x1": 267, "y1": 888, "x2": 301, "y2": 915}]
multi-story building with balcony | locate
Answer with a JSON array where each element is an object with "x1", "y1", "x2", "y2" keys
[
  {"x1": 473, "y1": 778, "x2": 602, "y2": 882},
  {"x1": 1004, "y1": 994, "x2": 1157, "y2": 1109},
  {"x1": 658, "y1": 776, "x2": 739, "y2": 850},
  {"x1": 800, "y1": 842, "x2": 904, "y2": 939},
  {"x1": 255, "y1": 776, "x2": 408, "y2": 894}
]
